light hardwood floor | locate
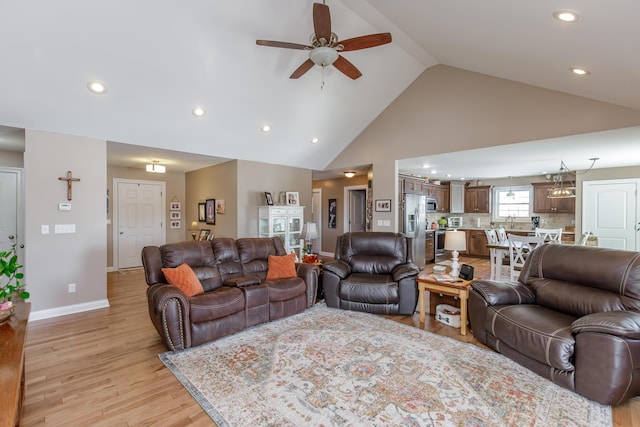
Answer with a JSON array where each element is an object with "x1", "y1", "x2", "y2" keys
[{"x1": 21, "y1": 257, "x2": 640, "y2": 426}]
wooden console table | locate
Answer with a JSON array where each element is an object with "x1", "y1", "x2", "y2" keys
[{"x1": 0, "y1": 302, "x2": 31, "y2": 427}]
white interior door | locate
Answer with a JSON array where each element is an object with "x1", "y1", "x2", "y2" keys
[
  {"x1": 116, "y1": 180, "x2": 165, "y2": 269},
  {"x1": 0, "y1": 170, "x2": 18, "y2": 253},
  {"x1": 349, "y1": 189, "x2": 366, "y2": 232},
  {"x1": 582, "y1": 179, "x2": 639, "y2": 250}
]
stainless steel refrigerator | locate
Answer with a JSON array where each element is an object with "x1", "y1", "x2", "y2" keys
[{"x1": 403, "y1": 193, "x2": 426, "y2": 268}]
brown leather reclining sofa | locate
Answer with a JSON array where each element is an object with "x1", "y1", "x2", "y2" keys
[
  {"x1": 469, "y1": 244, "x2": 640, "y2": 405},
  {"x1": 142, "y1": 237, "x2": 319, "y2": 351}
]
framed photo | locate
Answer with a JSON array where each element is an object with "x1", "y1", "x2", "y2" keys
[
  {"x1": 216, "y1": 199, "x2": 226, "y2": 214},
  {"x1": 198, "y1": 229, "x2": 210, "y2": 241},
  {"x1": 205, "y1": 199, "x2": 216, "y2": 225},
  {"x1": 328, "y1": 198, "x2": 336, "y2": 229},
  {"x1": 170, "y1": 202, "x2": 180, "y2": 211},
  {"x1": 207, "y1": 233, "x2": 215, "y2": 241},
  {"x1": 170, "y1": 211, "x2": 181, "y2": 220},
  {"x1": 198, "y1": 202, "x2": 206, "y2": 222},
  {"x1": 286, "y1": 192, "x2": 299, "y2": 206},
  {"x1": 170, "y1": 220, "x2": 181, "y2": 229},
  {"x1": 375, "y1": 199, "x2": 392, "y2": 212},
  {"x1": 265, "y1": 192, "x2": 274, "y2": 206}
]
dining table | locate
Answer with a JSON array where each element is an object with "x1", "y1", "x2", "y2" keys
[{"x1": 485, "y1": 240, "x2": 511, "y2": 281}]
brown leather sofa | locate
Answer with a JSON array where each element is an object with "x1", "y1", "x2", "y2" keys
[
  {"x1": 322, "y1": 232, "x2": 420, "y2": 315},
  {"x1": 469, "y1": 244, "x2": 640, "y2": 405},
  {"x1": 142, "y1": 237, "x2": 319, "y2": 351}
]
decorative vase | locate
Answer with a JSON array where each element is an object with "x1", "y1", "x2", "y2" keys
[{"x1": 0, "y1": 305, "x2": 15, "y2": 326}]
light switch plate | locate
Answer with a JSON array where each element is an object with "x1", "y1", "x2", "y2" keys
[
  {"x1": 41, "y1": 225, "x2": 49, "y2": 234},
  {"x1": 54, "y1": 224, "x2": 76, "y2": 234}
]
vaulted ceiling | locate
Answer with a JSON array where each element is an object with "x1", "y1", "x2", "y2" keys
[{"x1": 1, "y1": 1, "x2": 639, "y2": 174}]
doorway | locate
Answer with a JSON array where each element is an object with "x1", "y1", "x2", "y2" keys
[
  {"x1": 343, "y1": 185, "x2": 367, "y2": 233},
  {"x1": 0, "y1": 168, "x2": 24, "y2": 262},
  {"x1": 311, "y1": 189, "x2": 322, "y2": 254},
  {"x1": 113, "y1": 178, "x2": 166, "y2": 269},
  {"x1": 582, "y1": 178, "x2": 639, "y2": 250}
]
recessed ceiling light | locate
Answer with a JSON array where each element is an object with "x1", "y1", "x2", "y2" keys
[
  {"x1": 421, "y1": 164, "x2": 429, "y2": 169},
  {"x1": 570, "y1": 67, "x2": 590, "y2": 76},
  {"x1": 311, "y1": 137, "x2": 319, "y2": 144},
  {"x1": 87, "y1": 81, "x2": 107, "y2": 94},
  {"x1": 459, "y1": 177, "x2": 465, "y2": 180},
  {"x1": 430, "y1": 170, "x2": 437, "y2": 174},
  {"x1": 445, "y1": 174, "x2": 452, "y2": 178},
  {"x1": 192, "y1": 106, "x2": 206, "y2": 117},
  {"x1": 553, "y1": 10, "x2": 582, "y2": 23},
  {"x1": 261, "y1": 125, "x2": 271, "y2": 133}
]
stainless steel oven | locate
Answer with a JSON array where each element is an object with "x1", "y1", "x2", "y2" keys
[{"x1": 435, "y1": 229, "x2": 447, "y2": 262}]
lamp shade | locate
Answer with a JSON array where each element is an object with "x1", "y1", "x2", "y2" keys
[
  {"x1": 444, "y1": 229, "x2": 466, "y2": 251},
  {"x1": 300, "y1": 222, "x2": 319, "y2": 241},
  {"x1": 190, "y1": 221, "x2": 199, "y2": 229}
]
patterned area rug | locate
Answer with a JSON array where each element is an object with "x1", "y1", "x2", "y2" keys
[{"x1": 160, "y1": 304, "x2": 611, "y2": 427}]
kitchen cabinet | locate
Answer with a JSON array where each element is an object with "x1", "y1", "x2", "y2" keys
[
  {"x1": 425, "y1": 231, "x2": 435, "y2": 263},
  {"x1": 464, "y1": 186, "x2": 491, "y2": 213},
  {"x1": 466, "y1": 229, "x2": 490, "y2": 257},
  {"x1": 449, "y1": 182, "x2": 465, "y2": 213},
  {"x1": 400, "y1": 175, "x2": 426, "y2": 194},
  {"x1": 258, "y1": 206, "x2": 305, "y2": 259},
  {"x1": 532, "y1": 183, "x2": 575, "y2": 213},
  {"x1": 433, "y1": 184, "x2": 449, "y2": 213}
]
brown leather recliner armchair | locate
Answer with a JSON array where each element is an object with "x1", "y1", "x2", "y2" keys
[
  {"x1": 322, "y1": 232, "x2": 420, "y2": 315},
  {"x1": 142, "y1": 237, "x2": 319, "y2": 351},
  {"x1": 469, "y1": 244, "x2": 640, "y2": 405}
]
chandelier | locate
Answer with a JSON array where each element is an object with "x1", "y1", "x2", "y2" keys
[{"x1": 548, "y1": 158, "x2": 598, "y2": 199}]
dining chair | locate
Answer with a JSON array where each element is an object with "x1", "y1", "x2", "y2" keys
[
  {"x1": 579, "y1": 231, "x2": 591, "y2": 245},
  {"x1": 535, "y1": 227, "x2": 563, "y2": 243},
  {"x1": 496, "y1": 227, "x2": 507, "y2": 242},
  {"x1": 484, "y1": 229, "x2": 499, "y2": 280},
  {"x1": 507, "y1": 234, "x2": 544, "y2": 281}
]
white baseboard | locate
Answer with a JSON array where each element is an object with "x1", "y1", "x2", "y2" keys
[
  {"x1": 29, "y1": 299, "x2": 110, "y2": 322},
  {"x1": 107, "y1": 266, "x2": 115, "y2": 272}
]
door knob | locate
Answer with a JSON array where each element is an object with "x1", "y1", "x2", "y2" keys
[
  {"x1": 20, "y1": 244, "x2": 24, "y2": 248},
  {"x1": 8, "y1": 235, "x2": 14, "y2": 239},
  {"x1": 120, "y1": 231, "x2": 124, "y2": 234}
]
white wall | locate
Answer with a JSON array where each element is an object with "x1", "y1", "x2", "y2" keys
[{"x1": 24, "y1": 130, "x2": 108, "y2": 320}]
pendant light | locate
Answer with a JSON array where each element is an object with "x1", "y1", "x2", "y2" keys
[
  {"x1": 506, "y1": 177, "x2": 515, "y2": 200},
  {"x1": 548, "y1": 158, "x2": 598, "y2": 199}
]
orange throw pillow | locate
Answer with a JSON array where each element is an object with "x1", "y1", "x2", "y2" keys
[
  {"x1": 161, "y1": 263, "x2": 204, "y2": 297},
  {"x1": 266, "y1": 253, "x2": 297, "y2": 280}
]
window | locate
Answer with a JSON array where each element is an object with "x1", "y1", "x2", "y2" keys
[{"x1": 493, "y1": 186, "x2": 532, "y2": 221}]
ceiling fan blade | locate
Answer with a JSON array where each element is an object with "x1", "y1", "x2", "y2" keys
[
  {"x1": 339, "y1": 33, "x2": 392, "y2": 52},
  {"x1": 256, "y1": 40, "x2": 313, "y2": 50},
  {"x1": 313, "y1": 3, "x2": 332, "y2": 42},
  {"x1": 290, "y1": 59, "x2": 315, "y2": 79},
  {"x1": 333, "y1": 55, "x2": 362, "y2": 80}
]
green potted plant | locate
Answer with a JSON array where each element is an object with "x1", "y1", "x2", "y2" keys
[{"x1": 0, "y1": 243, "x2": 29, "y2": 324}]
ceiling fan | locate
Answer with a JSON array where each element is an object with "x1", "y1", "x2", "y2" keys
[{"x1": 256, "y1": 2, "x2": 392, "y2": 80}]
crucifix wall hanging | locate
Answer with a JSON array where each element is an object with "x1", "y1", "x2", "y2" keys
[{"x1": 58, "y1": 170, "x2": 80, "y2": 201}]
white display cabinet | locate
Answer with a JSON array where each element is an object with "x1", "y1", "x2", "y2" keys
[{"x1": 258, "y1": 206, "x2": 305, "y2": 259}]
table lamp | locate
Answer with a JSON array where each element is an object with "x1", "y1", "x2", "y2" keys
[
  {"x1": 190, "y1": 221, "x2": 199, "y2": 240},
  {"x1": 300, "y1": 222, "x2": 319, "y2": 254},
  {"x1": 444, "y1": 229, "x2": 466, "y2": 277}
]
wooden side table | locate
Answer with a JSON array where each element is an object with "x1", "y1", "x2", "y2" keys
[
  {"x1": 417, "y1": 274, "x2": 472, "y2": 335},
  {"x1": 0, "y1": 301, "x2": 31, "y2": 427}
]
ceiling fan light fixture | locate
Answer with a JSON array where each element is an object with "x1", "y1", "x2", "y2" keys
[{"x1": 309, "y1": 46, "x2": 338, "y2": 66}]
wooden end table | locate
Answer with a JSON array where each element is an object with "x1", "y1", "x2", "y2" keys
[{"x1": 417, "y1": 274, "x2": 472, "y2": 335}]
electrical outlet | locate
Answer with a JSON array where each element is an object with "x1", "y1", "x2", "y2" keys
[
  {"x1": 68, "y1": 283, "x2": 76, "y2": 293},
  {"x1": 541, "y1": 218, "x2": 548, "y2": 226}
]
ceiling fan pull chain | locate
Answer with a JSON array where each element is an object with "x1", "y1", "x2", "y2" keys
[{"x1": 321, "y1": 65, "x2": 325, "y2": 90}]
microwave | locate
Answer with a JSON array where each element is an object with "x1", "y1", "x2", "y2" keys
[
  {"x1": 448, "y1": 216, "x2": 463, "y2": 228},
  {"x1": 426, "y1": 197, "x2": 438, "y2": 213}
]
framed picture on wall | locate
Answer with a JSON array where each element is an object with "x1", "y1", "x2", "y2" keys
[
  {"x1": 375, "y1": 199, "x2": 392, "y2": 212},
  {"x1": 170, "y1": 220, "x2": 181, "y2": 229},
  {"x1": 205, "y1": 199, "x2": 216, "y2": 225},
  {"x1": 216, "y1": 199, "x2": 226, "y2": 214},
  {"x1": 198, "y1": 202, "x2": 206, "y2": 222},
  {"x1": 199, "y1": 229, "x2": 210, "y2": 241},
  {"x1": 328, "y1": 198, "x2": 337, "y2": 229},
  {"x1": 170, "y1": 202, "x2": 180, "y2": 211}
]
